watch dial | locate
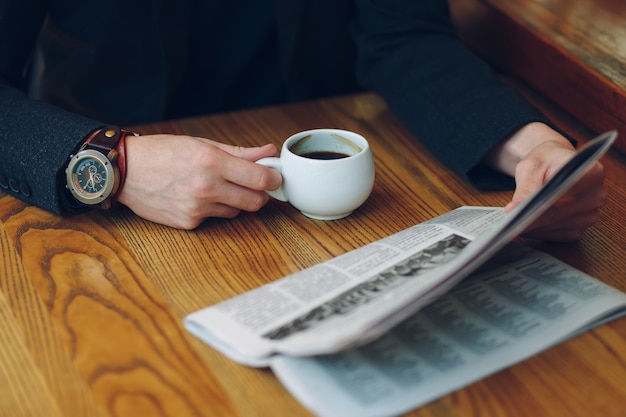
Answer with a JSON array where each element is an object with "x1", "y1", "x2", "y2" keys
[{"x1": 71, "y1": 156, "x2": 109, "y2": 196}]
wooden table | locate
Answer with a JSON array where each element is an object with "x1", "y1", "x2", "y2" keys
[{"x1": 1, "y1": 92, "x2": 625, "y2": 417}]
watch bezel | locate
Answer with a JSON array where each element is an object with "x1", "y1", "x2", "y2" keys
[{"x1": 65, "y1": 149, "x2": 119, "y2": 206}]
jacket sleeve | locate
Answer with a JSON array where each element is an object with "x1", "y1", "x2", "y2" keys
[
  {"x1": 352, "y1": 0, "x2": 567, "y2": 190},
  {"x1": 0, "y1": 1, "x2": 102, "y2": 214}
]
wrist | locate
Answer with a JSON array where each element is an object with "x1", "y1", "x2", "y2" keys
[{"x1": 483, "y1": 122, "x2": 573, "y2": 177}]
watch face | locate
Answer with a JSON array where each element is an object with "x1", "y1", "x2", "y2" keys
[{"x1": 66, "y1": 149, "x2": 116, "y2": 205}]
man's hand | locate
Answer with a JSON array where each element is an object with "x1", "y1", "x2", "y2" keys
[
  {"x1": 485, "y1": 122, "x2": 607, "y2": 242},
  {"x1": 116, "y1": 134, "x2": 282, "y2": 230}
]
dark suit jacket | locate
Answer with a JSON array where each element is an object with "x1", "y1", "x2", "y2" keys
[{"x1": 0, "y1": 0, "x2": 554, "y2": 215}]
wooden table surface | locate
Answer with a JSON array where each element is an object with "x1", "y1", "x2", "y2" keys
[{"x1": 1, "y1": 92, "x2": 625, "y2": 417}]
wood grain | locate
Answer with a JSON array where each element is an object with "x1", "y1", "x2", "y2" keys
[
  {"x1": 1, "y1": 92, "x2": 625, "y2": 417},
  {"x1": 0, "y1": 198, "x2": 235, "y2": 417}
]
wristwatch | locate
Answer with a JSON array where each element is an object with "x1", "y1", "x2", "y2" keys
[{"x1": 65, "y1": 126, "x2": 132, "y2": 210}]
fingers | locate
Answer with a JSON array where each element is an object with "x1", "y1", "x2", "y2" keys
[
  {"x1": 202, "y1": 141, "x2": 282, "y2": 191},
  {"x1": 521, "y1": 202, "x2": 601, "y2": 242},
  {"x1": 200, "y1": 179, "x2": 272, "y2": 214},
  {"x1": 507, "y1": 145, "x2": 564, "y2": 209},
  {"x1": 506, "y1": 140, "x2": 607, "y2": 241},
  {"x1": 118, "y1": 134, "x2": 282, "y2": 229},
  {"x1": 178, "y1": 146, "x2": 276, "y2": 211},
  {"x1": 522, "y1": 227, "x2": 585, "y2": 243},
  {"x1": 221, "y1": 155, "x2": 283, "y2": 192},
  {"x1": 512, "y1": 164, "x2": 606, "y2": 241},
  {"x1": 124, "y1": 183, "x2": 270, "y2": 230},
  {"x1": 563, "y1": 162, "x2": 606, "y2": 197},
  {"x1": 212, "y1": 142, "x2": 278, "y2": 162}
]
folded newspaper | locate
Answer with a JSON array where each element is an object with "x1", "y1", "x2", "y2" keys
[{"x1": 184, "y1": 131, "x2": 626, "y2": 416}]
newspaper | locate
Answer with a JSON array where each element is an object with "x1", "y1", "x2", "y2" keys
[
  {"x1": 184, "y1": 131, "x2": 617, "y2": 366},
  {"x1": 270, "y1": 244, "x2": 626, "y2": 417}
]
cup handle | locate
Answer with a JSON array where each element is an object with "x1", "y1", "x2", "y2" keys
[{"x1": 255, "y1": 157, "x2": 288, "y2": 202}]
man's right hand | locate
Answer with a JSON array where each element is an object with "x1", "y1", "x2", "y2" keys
[{"x1": 116, "y1": 134, "x2": 282, "y2": 229}]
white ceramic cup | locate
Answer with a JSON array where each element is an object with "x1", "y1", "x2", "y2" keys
[{"x1": 256, "y1": 129, "x2": 375, "y2": 220}]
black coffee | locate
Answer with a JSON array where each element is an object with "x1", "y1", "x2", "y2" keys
[{"x1": 299, "y1": 151, "x2": 350, "y2": 160}]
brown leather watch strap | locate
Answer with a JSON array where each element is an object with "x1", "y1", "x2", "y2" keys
[
  {"x1": 112, "y1": 128, "x2": 138, "y2": 205},
  {"x1": 81, "y1": 126, "x2": 138, "y2": 209},
  {"x1": 116, "y1": 131, "x2": 128, "y2": 202},
  {"x1": 85, "y1": 127, "x2": 123, "y2": 156}
]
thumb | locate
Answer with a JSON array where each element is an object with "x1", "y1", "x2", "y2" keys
[{"x1": 505, "y1": 166, "x2": 545, "y2": 213}]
